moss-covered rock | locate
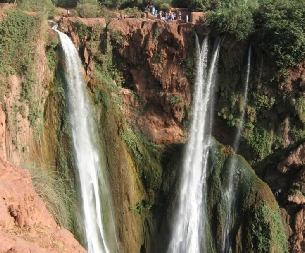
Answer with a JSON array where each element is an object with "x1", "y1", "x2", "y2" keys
[{"x1": 157, "y1": 137, "x2": 287, "y2": 252}]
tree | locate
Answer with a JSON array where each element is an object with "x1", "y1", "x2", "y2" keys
[
  {"x1": 207, "y1": 2, "x2": 254, "y2": 40},
  {"x1": 171, "y1": 0, "x2": 188, "y2": 8},
  {"x1": 253, "y1": 0, "x2": 305, "y2": 68},
  {"x1": 53, "y1": 0, "x2": 78, "y2": 7}
]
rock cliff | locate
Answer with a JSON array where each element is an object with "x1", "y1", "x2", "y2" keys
[{"x1": 1, "y1": 8, "x2": 305, "y2": 252}]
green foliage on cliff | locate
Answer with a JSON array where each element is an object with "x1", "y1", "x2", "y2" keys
[
  {"x1": 76, "y1": 0, "x2": 101, "y2": 17},
  {"x1": 207, "y1": 2, "x2": 255, "y2": 40},
  {"x1": 18, "y1": 0, "x2": 55, "y2": 14},
  {"x1": 207, "y1": 0, "x2": 305, "y2": 69},
  {"x1": 121, "y1": 128, "x2": 163, "y2": 195},
  {"x1": 205, "y1": 139, "x2": 288, "y2": 252},
  {"x1": 253, "y1": 0, "x2": 305, "y2": 69},
  {"x1": 129, "y1": 200, "x2": 152, "y2": 214},
  {"x1": 74, "y1": 20, "x2": 90, "y2": 41},
  {"x1": 51, "y1": 0, "x2": 77, "y2": 8},
  {"x1": 169, "y1": 94, "x2": 184, "y2": 106},
  {"x1": 171, "y1": 0, "x2": 217, "y2": 10},
  {"x1": 251, "y1": 203, "x2": 288, "y2": 253},
  {"x1": 0, "y1": 11, "x2": 39, "y2": 75},
  {"x1": 45, "y1": 34, "x2": 59, "y2": 70},
  {"x1": 0, "y1": 10, "x2": 49, "y2": 137}
]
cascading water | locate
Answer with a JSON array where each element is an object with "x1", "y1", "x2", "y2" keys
[
  {"x1": 221, "y1": 46, "x2": 252, "y2": 253},
  {"x1": 167, "y1": 35, "x2": 220, "y2": 253},
  {"x1": 53, "y1": 27, "x2": 119, "y2": 253}
]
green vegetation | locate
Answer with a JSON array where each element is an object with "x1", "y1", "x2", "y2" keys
[
  {"x1": 251, "y1": 203, "x2": 288, "y2": 253},
  {"x1": 74, "y1": 20, "x2": 90, "y2": 41},
  {"x1": 0, "y1": 0, "x2": 57, "y2": 15},
  {"x1": 129, "y1": 200, "x2": 152, "y2": 214},
  {"x1": 191, "y1": 138, "x2": 289, "y2": 252},
  {"x1": 121, "y1": 7, "x2": 142, "y2": 17},
  {"x1": 153, "y1": 25, "x2": 160, "y2": 45},
  {"x1": 207, "y1": 2, "x2": 255, "y2": 40},
  {"x1": 246, "y1": 125, "x2": 272, "y2": 161},
  {"x1": 45, "y1": 34, "x2": 59, "y2": 70},
  {"x1": 253, "y1": 1, "x2": 305, "y2": 69},
  {"x1": 207, "y1": 0, "x2": 305, "y2": 70},
  {"x1": 121, "y1": 128, "x2": 162, "y2": 194},
  {"x1": 160, "y1": 2, "x2": 171, "y2": 11},
  {"x1": 18, "y1": 0, "x2": 55, "y2": 14},
  {"x1": 25, "y1": 164, "x2": 79, "y2": 231},
  {"x1": 0, "y1": 11, "x2": 39, "y2": 75},
  {"x1": 76, "y1": 0, "x2": 101, "y2": 18},
  {"x1": 111, "y1": 30, "x2": 124, "y2": 47},
  {"x1": 0, "y1": 10, "x2": 52, "y2": 138},
  {"x1": 169, "y1": 94, "x2": 184, "y2": 106}
]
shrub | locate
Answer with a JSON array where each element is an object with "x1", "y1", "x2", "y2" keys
[
  {"x1": 253, "y1": 0, "x2": 305, "y2": 69},
  {"x1": 0, "y1": 10, "x2": 39, "y2": 75},
  {"x1": 122, "y1": 7, "x2": 142, "y2": 18},
  {"x1": 169, "y1": 94, "x2": 184, "y2": 106},
  {"x1": 160, "y1": 3, "x2": 171, "y2": 12},
  {"x1": 74, "y1": 20, "x2": 90, "y2": 41},
  {"x1": 18, "y1": 0, "x2": 55, "y2": 15},
  {"x1": 190, "y1": 0, "x2": 204, "y2": 11},
  {"x1": 76, "y1": 0, "x2": 101, "y2": 18},
  {"x1": 52, "y1": 0, "x2": 77, "y2": 8},
  {"x1": 207, "y1": 3, "x2": 255, "y2": 40},
  {"x1": 153, "y1": 0, "x2": 171, "y2": 10}
]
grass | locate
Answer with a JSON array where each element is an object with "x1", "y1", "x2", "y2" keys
[{"x1": 25, "y1": 164, "x2": 78, "y2": 231}]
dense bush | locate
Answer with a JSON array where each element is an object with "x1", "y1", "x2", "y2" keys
[
  {"x1": 171, "y1": 0, "x2": 188, "y2": 8},
  {"x1": 206, "y1": 0, "x2": 305, "y2": 69},
  {"x1": 51, "y1": 0, "x2": 77, "y2": 7},
  {"x1": 160, "y1": 3, "x2": 171, "y2": 12},
  {"x1": 0, "y1": 10, "x2": 39, "y2": 75},
  {"x1": 207, "y1": 3, "x2": 255, "y2": 40},
  {"x1": 189, "y1": 0, "x2": 204, "y2": 11},
  {"x1": 17, "y1": 0, "x2": 55, "y2": 14},
  {"x1": 76, "y1": 0, "x2": 101, "y2": 17},
  {"x1": 253, "y1": 1, "x2": 305, "y2": 69},
  {"x1": 152, "y1": 0, "x2": 171, "y2": 11}
]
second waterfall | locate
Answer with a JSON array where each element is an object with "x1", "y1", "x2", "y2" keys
[
  {"x1": 54, "y1": 29, "x2": 119, "y2": 253},
  {"x1": 167, "y1": 35, "x2": 220, "y2": 253}
]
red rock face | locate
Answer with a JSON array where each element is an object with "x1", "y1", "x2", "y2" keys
[
  {"x1": 60, "y1": 17, "x2": 195, "y2": 144},
  {"x1": 108, "y1": 19, "x2": 194, "y2": 144},
  {"x1": 0, "y1": 154, "x2": 86, "y2": 253}
]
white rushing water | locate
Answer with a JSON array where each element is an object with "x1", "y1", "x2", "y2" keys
[
  {"x1": 167, "y1": 35, "x2": 220, "y2": 253},
  {"x1": 221, "y1": 46, "x2": 252, "y2": 253},
  {"x1": 53, "y1": 28, "x2": 118, "y2": 253}
]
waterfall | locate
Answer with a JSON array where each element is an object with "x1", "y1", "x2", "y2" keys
[
  {"x1": 53, "y1": 28, "x2": 119, "y2": 253},
  {"x1": 232, "y1": 46, "x2": 251, "y2": 153},
  {"x1": 221, "y1": 46, "x2": 252, "y2": 253},
  {"x1": 167, "y1": 35, "x2": 220, "y2": 253}
]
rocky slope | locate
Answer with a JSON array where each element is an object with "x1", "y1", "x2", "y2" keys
[{"x1": 0, "y1": 154, "x2": 86, "y2": 253}]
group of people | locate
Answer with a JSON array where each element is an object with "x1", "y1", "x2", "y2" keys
[{"x1": 145, "y1": 5, "x2": 189, "y2": 23}]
